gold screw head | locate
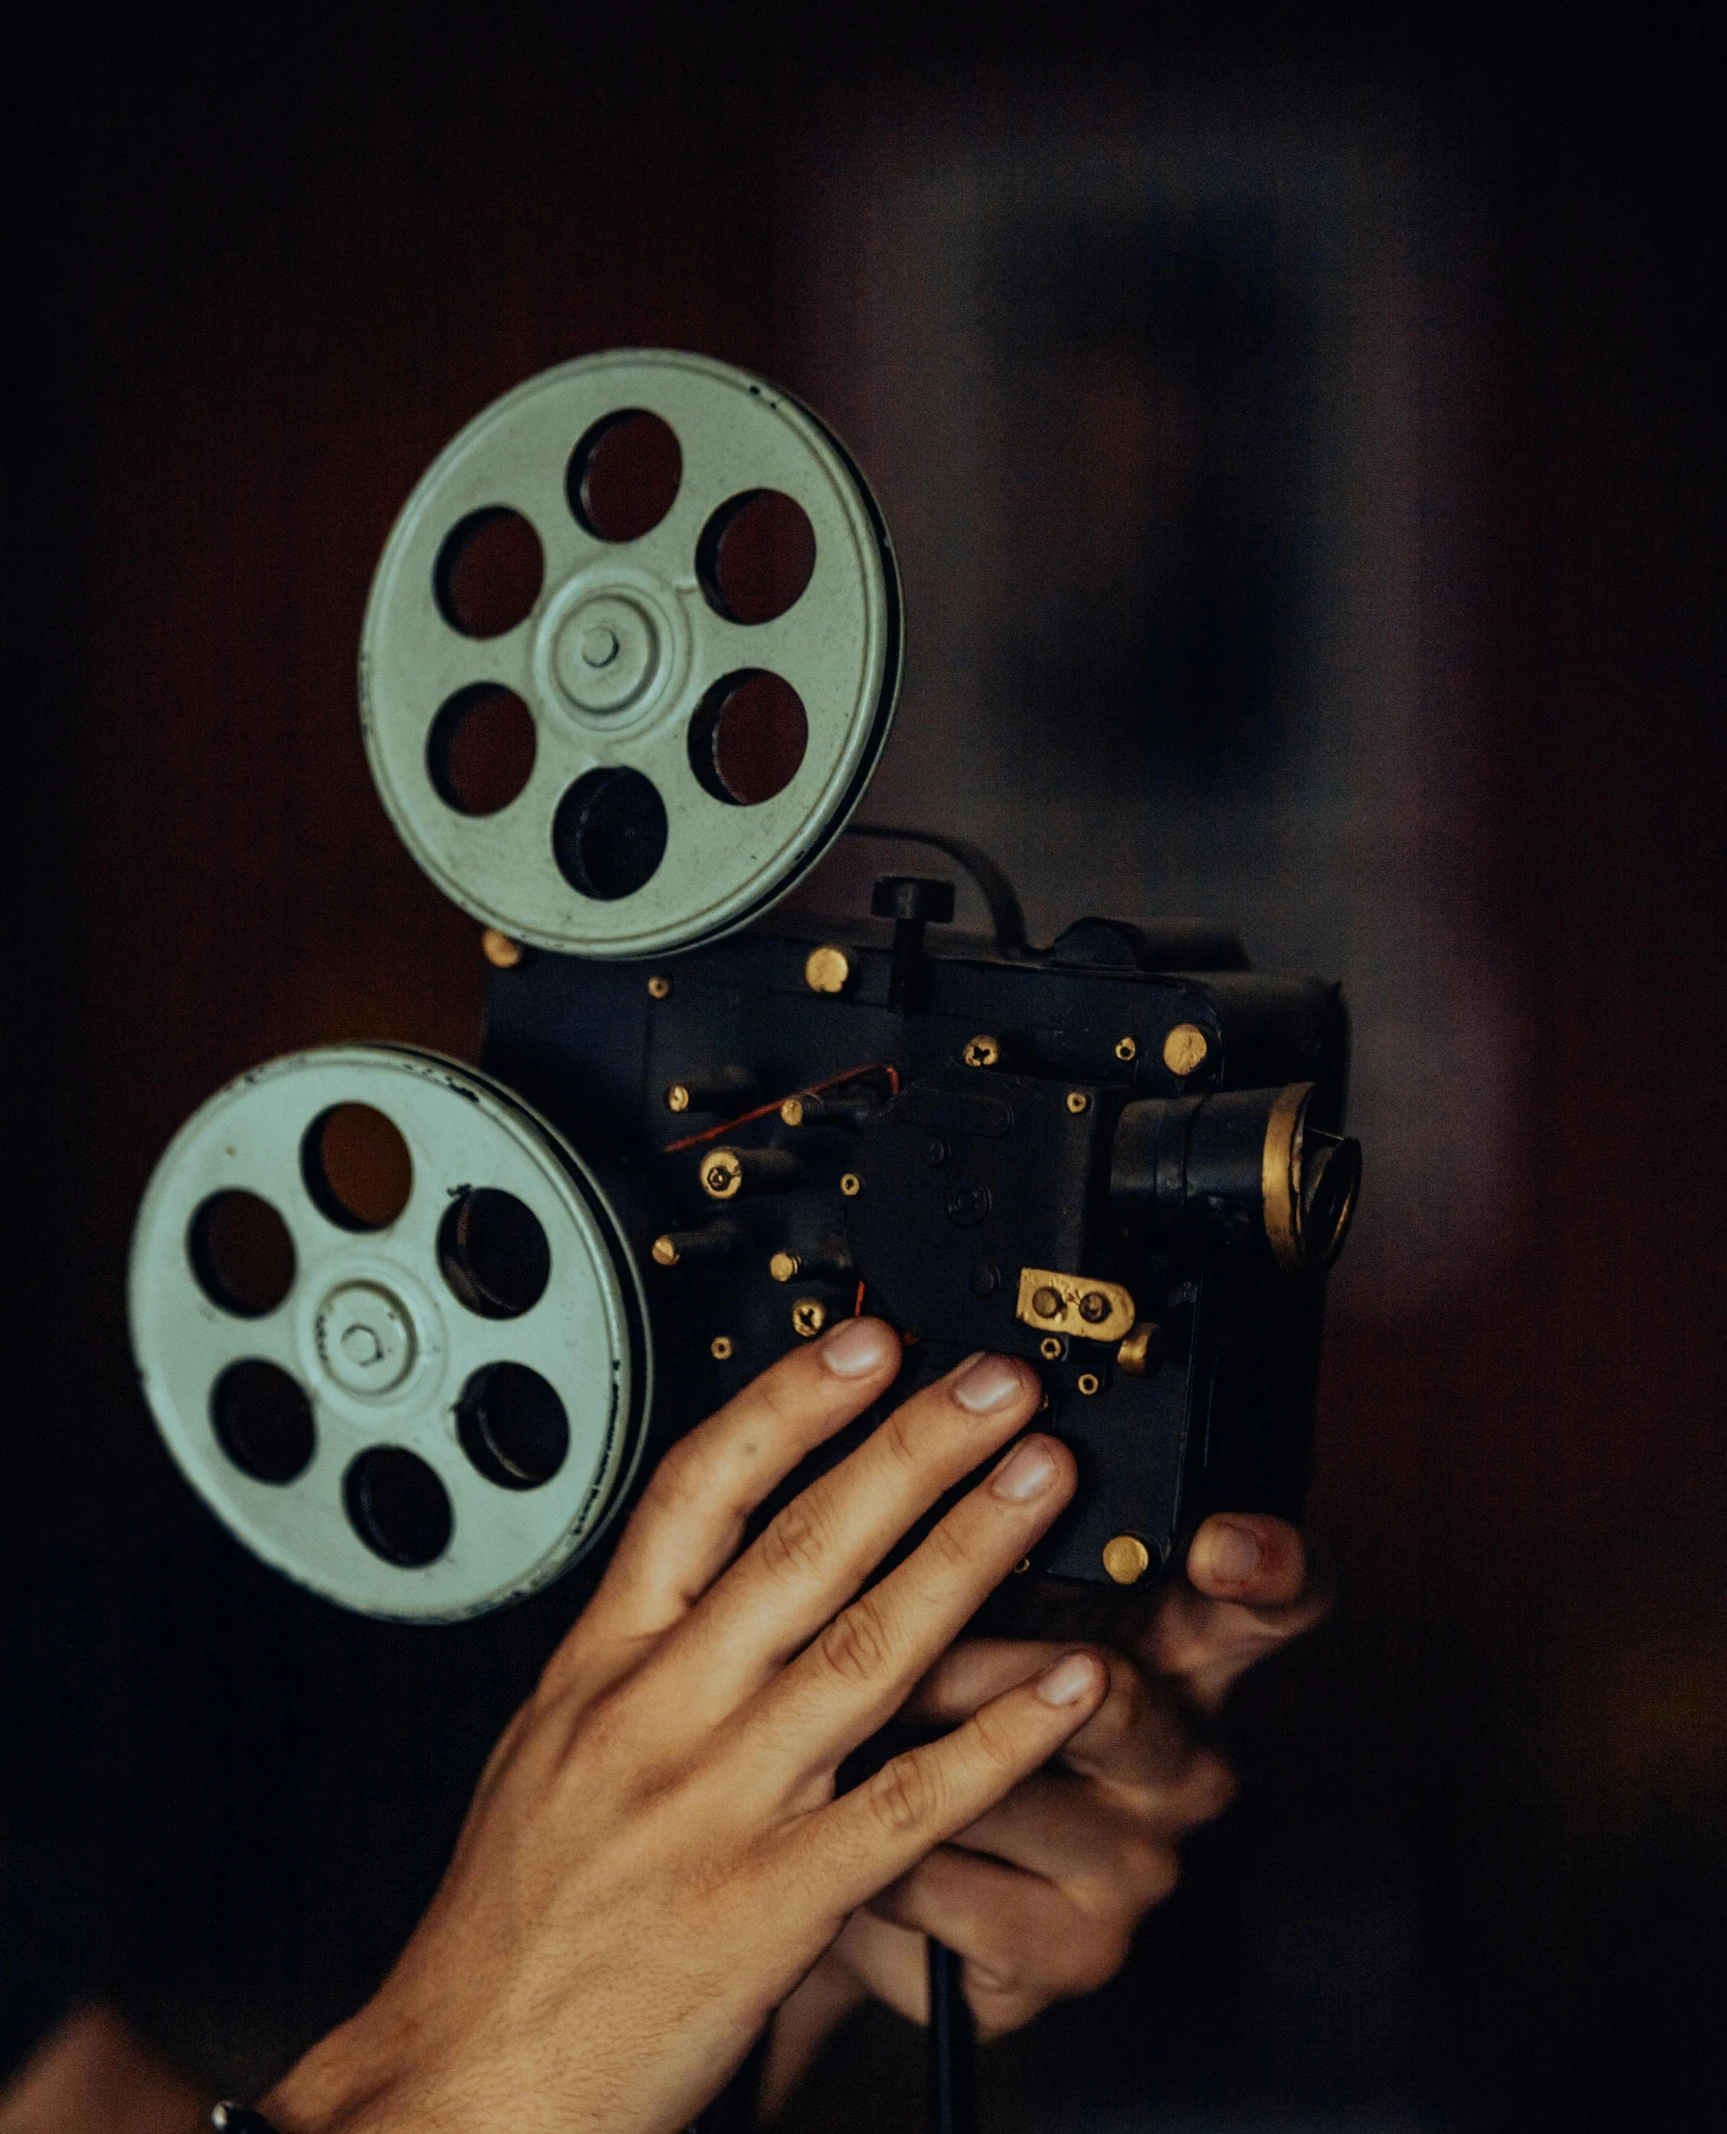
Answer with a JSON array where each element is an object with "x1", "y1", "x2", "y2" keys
[
  {"x1": 840, "y1": 1172, "x2": 862, "y2": 1198},
  {"x1": 651, "y1": 1234, "x2": 680, "y2": 1267},
  {"x1": 779, "y1": 1096, "x2": 807, "y2": 1127},
  {"x1": 702, "y1": 1150, "x2": 744, "y2": 1200},
  {"x1": 1066, "y1": 1090, "x2": 1090, "y2": 1114},
  {"x1": 647, "y1": 974, "x2": 672, "y2": 1000},
  {"x1": 1039, "y1": 1335, "x2": 1064, "y2": 1361},
  {"x1": 665, "y1": 1084, "x2": 692, "y2": 1113},
  {"x1": 769, "y1": 1251, "x2": 800, "y2": 1284},
  {"x1": 1102, "y1": 1534, "x2": 1152, "y2": 1585},
  {"x1": 710, "y1": 1334, "x2": 734, "y2": 1361},
  {"x1": 481, "y1": 928, "x2": 524, "y2": 969},
  {"x1": 1078, "y1": 1290, "x2": 1110, "y2": 1324},
  {"x1": 1076, "y1": 1372, "x2": 1101, "y2": 1396},
  {"x1": 791, "y1": 1299, "x2": 827, "y2": 1338},
  {"x1": 1031, "y1": 1285, "x2": 1064, "y2": 1319},
  {"x1": 804, "y1": 946, "x2": 851, "y2": 996},
  {"x1": 962, "y1": 1035, "x2": 1002, "y2": 1069},
  {"x1": 1162, "y1": 1023, "x2": 1210, "y2": 1077},
  {"x1": 1114, "y1": 1036, "x2": 1138, "y2": 1062}
]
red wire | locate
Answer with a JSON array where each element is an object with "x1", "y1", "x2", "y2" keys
[{"x1": 663, "y1": 1061, "x2": 902, "y2": 1154}]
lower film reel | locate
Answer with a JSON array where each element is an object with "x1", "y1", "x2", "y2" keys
[
  {"x1": 128, "y1": 1047, "x2": 650, "y2": 1622},
  {"x1": 360, "y1": 349, "x2": 903, "y2": 958}
]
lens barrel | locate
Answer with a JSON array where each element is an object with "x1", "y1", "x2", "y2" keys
[{"x1": 1111, "y1": 1082, "x2": 1360, "y2": 1272}]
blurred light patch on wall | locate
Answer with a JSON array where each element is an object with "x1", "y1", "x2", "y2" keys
[{"x1": 786, "y1": 78, "x2": 1511, "y2": 1313}]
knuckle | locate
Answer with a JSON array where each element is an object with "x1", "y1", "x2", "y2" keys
[
  {"x1": 968, "y1": 1699, "x2": 1026, "y2": 1774},
  {"x1": 1064, "y1": 1925, "x2": 1133, "y2": 1999},
  {"x1": 757, "y1": 1495, "x2": 833, "y2": 1583},
  {"x1": 818, "y1": 1594, "x2": 896, "y2": 1685},
  {"x1": 867, "y1": 1749, "x2": 943, "y2": 1835},
  {"x1": 923, "y1": 1514, "x2": 977, "y2": 1577},
  {"x1": 880, "y1": 1400, "x2": 924, "y2": 1474}
]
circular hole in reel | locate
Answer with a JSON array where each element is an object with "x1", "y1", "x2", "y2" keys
[
  {"x1": 437, "y1": 1187, "x2": 552, "y2": 1318},
  {"x1": 551, "y1": 766, "x2": 667, "y2": 900},
  {"x1": 344, "y1": 1445, "x2": 453, "y2": 1567},
  {"x1": 211, "y1": 1359, "x2": 315, "y2": 1484},
  {"x1": 567, "y1": 410, "x2": 682, "y2": 543},
  {"x1": 188, "y1": 1191, "x2": 296, "y2": 1317},
  {"x1": 427, "y1": 685, "x2": 536, "y2": 816},
  {"x1": 688, "y1": 670, "x2": 808, "y2": 805},
  {"x1": 433, "y1": 508, "x2": 544, "y2": 638},
  {"x1": 302, "y1": 1105, "x2": 414, "y2": 1232},
  {"x1": 456, "y1": 1361, "x2": 569, "y2": 1490},
  {"x1": 697, "y1": 490, "x2": 817, "y2": 625}
]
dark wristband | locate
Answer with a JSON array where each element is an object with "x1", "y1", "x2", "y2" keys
[{"x1": 212, "y1": 2106, "x2": 281, "y2": 2134}]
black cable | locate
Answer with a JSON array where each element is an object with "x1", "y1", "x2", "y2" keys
[{"x1": 926, "y1": 1936, "x2": 977, "y2": 2134}]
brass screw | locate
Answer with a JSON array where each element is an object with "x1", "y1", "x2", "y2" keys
[
  {"x1": 962, "y1": 1035, "x2": 1002, "y2": 1069},
  {"x1": 1076, "y1": 1372, "x2": 1101, "y2": 1396},
  {"x1": 665, "y1": 1084, "x2": 692, "y2": 1113},
  {"x1": 1066, "y1": 1090, "x2": 1090, "y2": 1115},
  {"x1": 804, "y1": 946, "x2": 851, "y2": 996},
  {"x1": 1078, "y1": 1290, "x2": 1110, "y2": 1324},
  {"x1": 648, "y1": 975, "x2": 672, "y2": 1001},
  {"x1": 791, "y1": 1299, "x2": 827, "y2": 1339},
  {"x1": 840, "y1": 1172, "x2": 862, "y2": 1198},
  {"x1": 1114, "y1": 1036, "x2": 1138, "y2": 1062},
  {"x1": 779, "y1": 1096, "x2": 807, "y2": 1126},
  {"x1": 651, "y1": 1235, "x2": 680, "y2": 1267},
  {"x1": 702, "y1": 1150, "x2": 744, "y2": 1200},
  {"x1": 1039, "y1": 1335, "x2": 1064, "y2": 1361},
  {"x1": 1162, "y1": 1023, "x2": 1209, "y2": 1077},
  {"x1": 481, "y1": 927, "x2": 523, "y2": 969},
  {"x1": 1102, "y1": 1535, "x2": 1152, "y2": 1585},
  {"x1": 710, "y1": 1335, "x2": 734, "y2": 1361},
  {"x1": 769, "y1": 1251, "x2": 800, "y2": 1284},
  {"x1": 1032, "y1": 1285, "x2": 1064, "y2": 1319}
]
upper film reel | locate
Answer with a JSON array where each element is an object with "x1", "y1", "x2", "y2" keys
[
  {"x1": 129, "y1": 1047, "x2": 650, "y2": 1621},
  {"x1": 361, "y1": 351, "x2": 903, "y2": 957}
]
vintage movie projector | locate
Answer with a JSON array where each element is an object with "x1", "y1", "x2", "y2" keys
[{"x1": 129, "y1": 349, "x2": 1361, "y2": 1631}]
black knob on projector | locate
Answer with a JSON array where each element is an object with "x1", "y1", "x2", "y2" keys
[{"x1": 871, "y1": 876, "x2": 956, "y2": 1011}]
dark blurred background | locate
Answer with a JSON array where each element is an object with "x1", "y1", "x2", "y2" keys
[{"x1": 1, "y1": 3, "x2": 1720, "y2": 2128}]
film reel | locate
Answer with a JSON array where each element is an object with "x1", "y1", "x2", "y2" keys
[
  {"x1": 361, "y1": 350, "x2": 902, "y2": 957},
  {"x1": 128, "y1": 1046, "x2": 650, "y2": 1621}
]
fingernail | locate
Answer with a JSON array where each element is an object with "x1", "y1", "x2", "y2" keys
[
  {"x1": 989, "y1": 1436, "x2": 1058, "y2": 1502},
  {"x1": 819, "y1": 1318, "x2": 899, "y2": 1378},
  {"x1": 1208, "y1": 1521, "x2": 1263, "y2": 1582},
  {"x1": 1036, "y1": 1652, "x2": 1100, "y2": 1707},
  {"x1": 952, "y1": 1353, "x2": 1029, "y2": 1414}
]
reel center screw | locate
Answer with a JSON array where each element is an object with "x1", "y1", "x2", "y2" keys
[
  {"x1": 316, "y1": 1280, "x2": 418, "y2": 1396},
  {"x1": 553, "y1": 592, "x2": 660, "y2": 714}
]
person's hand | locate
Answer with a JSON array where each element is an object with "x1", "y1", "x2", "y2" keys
[
  {"x1": 764, "y1": 1513, "x2": 1330, "y2": 2096},
  {"x1": 262, "y1": 1322, "x2": 1104, "y2": 2134}
]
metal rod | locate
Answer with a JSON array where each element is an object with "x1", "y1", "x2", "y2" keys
[{"x1": 927, "y1": 1937, "x2": 977, "y2": 2134}]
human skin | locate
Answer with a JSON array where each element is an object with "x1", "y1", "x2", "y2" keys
[
  {"x1": 762, "y1": 1511, "x2": 1326, "y2": 2108},
  {"x1": 264, "y1": 1322, "x2": 1109, "y2": 2134},
  {"x1": 5, "y1": 1322, "x2": 1324, "y2": 2134}
]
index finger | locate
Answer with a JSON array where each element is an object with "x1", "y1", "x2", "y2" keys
[{"x1": 554, "y1": 1318, "x2": 904, "y2": 1678}]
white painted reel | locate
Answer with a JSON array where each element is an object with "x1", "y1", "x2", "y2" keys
[
  {"x1": 360, "y1": 349, "x2": 902, "y2": 957},
  {"x1": 128, "y1": 1046, "x2": 650, "y2": 1621}
]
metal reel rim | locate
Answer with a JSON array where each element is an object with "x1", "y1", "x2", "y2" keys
[
  {"x1": 127, "y1": 1043, "x2": 652, "y2": 1623},
  {"x1": 358, "y1": 349, "x2": 903, "y2": 961}
]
